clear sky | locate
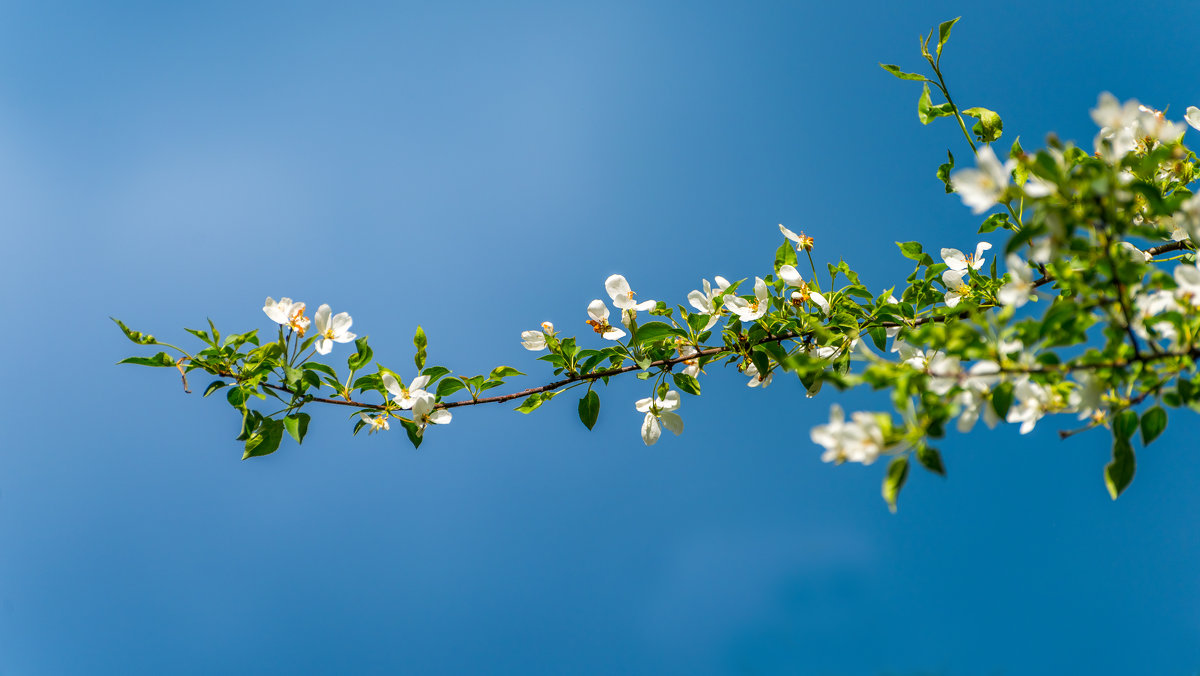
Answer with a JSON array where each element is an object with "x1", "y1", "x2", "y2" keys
[{"x1": 3, "y1": 1, "x2": 1200, "y2": 674}]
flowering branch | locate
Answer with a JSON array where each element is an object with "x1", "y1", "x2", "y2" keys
[{"x1": 116, "y1": 17, "x2": 1200, "y2": 511}]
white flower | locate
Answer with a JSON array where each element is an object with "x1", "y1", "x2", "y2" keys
[
  {"x1": 925, "y1": 353, "x2": 962, "y2": 396},
  {"x1": 1006, "y1": 380, "x2": 1052, "y2": 434},
  {"x1": 1175, "y1": 264, "x2": 1200, "y2": 306},
  {"x1": 724, "y1": 277, "x2": 770, "y2": 322},
  {"x1": 675, "y1": 339, "x2": 702, "y2": 378},
  {"x1": 1187, "y1": 106, "x2": 1200, "y2": 133},
  {"x1": 312, "y1": 304, "x2": 357, "y2": 355},
  {"x1": 1092, "y1": 94, "x2": 1186, "y2": 160},
  {"x1": 521, "y1": 321, "x2": 555, "y2": 351},
  {"x1": 779, "y1": 265, "x2": 830, "y2": 313},
  {"x1": 411, "y1": 392, "x2": 451, "y2": 436},
  {"x1": 956, "y1": 361, "x2": 1001, "y2": 433},
  {"x1": 585, "y1": 300, "x2": 626, "y2": 340},
  {"x1": 1118, "y1": 242, "x2": 1151, "y2": 263},
  {"x1": 1071, "y1": 372, "x2": 1104, "y2": 422},
  {"x1": 383, "y1": 373, "x2": 432, "y2": 410},
  {"x1": 635, "y1": 390, "x2": 683, "y2": 445},
  {"x1": 744, "y1": 361, "x2": 772, "y2": 388},
  {"x1": 810, "y1": 404, "x2": 886, "y2": 465},
  {"x1": 779, "y1": 224, "x2": 814, "y2": 251},
  {"x1": 940, "y1": 242, "x2": 991, "y2": 307},
  {"x1": 359, "y1": 413, "x2": 390, "y2": 434},
  {"x1": 997, "y1": 254, "x2": 1035, "y2": 308},
  {"x1": 605, "y1": 275, "x2": 656, "y2": 312},
  {"x1": 263, "y1": 297, "x2": 311, "y2": 336},
  {"x1": 687, "y1": 277, "x2": 731, "y2": 330},
  {"x1": 950, "y1": 146, "x2": 1015, "y2": 214},
  {"x1": 1022, "y1": 175, "x2": 1056, "y2": 198}
]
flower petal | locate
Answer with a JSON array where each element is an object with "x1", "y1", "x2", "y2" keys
[
  {"x1": 660, "y1": 411, "x2": 684, "y2": 436},
  {"x1": 640, "y1": 412, "x2": 661, "y2": 445}
]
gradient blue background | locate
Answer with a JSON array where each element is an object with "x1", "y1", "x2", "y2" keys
[{"x1": 3, "y1": 1, "x2": 1200, "y2": 674}]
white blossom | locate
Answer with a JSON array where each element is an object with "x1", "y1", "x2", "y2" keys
[
  {"x1": 1006, "y1": 380, "x2": 1052, "y2": 434},
  {"x1": 521, "y1": 321, "x2": 555, "y2": 351},
  {"x1": 263, "y1": 297, "x2": 311, "y2": 336},
  {"x1": 359, "y1": 413, "x2": 390, "y2": 434},
  {"x1": 687, "y1": 277, "x2": 731, "y2": 330},
  {"x1": 1187, "y1": 106, "x2": 1200, "y2": 133},
  {"x1": 585, "y1": 300, "x2": 626, "y2": 340},
  {"x1": 744, "y1": 361, "x2": 772, "y2": 388},
  {"x1": 810, "y1": 405, "x2": 886, "y2": 465},
  {"x1": 724, "y1": 277, "x2": 770, "y2": 322},
  {"x1": 940, "y1": 242, "x2": 991, "y2": 307},
  {"x1": 635, "y1": 390, "x2": 683, "y2": 445},
  {"x1": 312, "y1": 304, "x2": 357, "y2": 355},
  {"x1": 950, "y1": 146, "x2": 1015, "y2": 214},
  {"x1": 411, "y1": 392, "x2": 451, "y2": 436},
  {"x1": 383, "y1": 373, "x2": 432, "y2": 410},
  {"x1": 997, "y1": 254, "x2": 1035, "y2": 308},
  {"x1": 779, "y1": 265, "x2": 830, "y2": 313}
]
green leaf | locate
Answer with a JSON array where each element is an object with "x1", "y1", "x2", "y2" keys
[
  {"x1": 436, "y1": 377, "x2": 466, "y2": 398},
  {"x1": 226, "y1": 386, "x2": 249, "y2": 409},
  {"x1": 882, "y1": 455, "x2": 910, "y2": 513},
  {"x1": 962, "y1": 107, "x2": 1003, "y2": 143},
  {"x1": 111, "y1": 317, "x2": 158, "y2": 345},
  {"x1": 283, "y1": 365, "x2": 304, "y2": 390},
  {"x1": 774, "y1": 240, "x2": 798, "y2": 272},
  {"x1": 916, "y1": 445, "x2": 946, "y2": 477},
  {"x1": 936, "y1": 150, "x2": 955, "y2": 193},
  {"x1": 1140, "y1": 406, "x2": 1167, "y2": 446},
  {"x1": 203, "y1": 380, "x2": 227, "y2": 397},
  {"x1": 1105, "y1": 437, "x2": 1136, "y2": 500},
  {"x1": 1113, "y1": 409, "x2": 1138, "y2": 441},
  {"x1": 991, "y1": 382, "x2": 1014, "y2": 419},
  {"x1": 879, "y1": 63, "x2": 926, "y2": 81},
  {"x1": 868, "y1": 326, "x2": 888, "y2": 351},
  {"x1": 935, "y1": 17, "x2": 960, "y2": 59},
  {"x1": 978, "y1": 213, "x2": 1010, "y2": 234},
  {"x1": 578, "y1": 390, "x2": 600, "y2": 430},
  {"x1": 515, "y1": 393, "x2": 544, "y2": 414},
  {"x1": 672, "y1": 373, "x2": 701, "y2": 396},
  {"x1": 302, "y1": 362, "x2": 338, "y2": 378},
  {"x1": 421, "y1": 365, "x2": 452, "y2": 384},
  {"x1": 413, "y1": 326, "x2": 427, "y2": 371},
  {"x1": 402, "y1": 420, "x2": 423, "y2": 449},
  {"x1": 347, "y1": 336, "x2": 373, "y2": 371},
  {"x1": 243, "y1": 419, "x2": 284, "y2": 459},
  {"x1": 897, "y1": 241, "x2": 924, "y2": 260},
  {"x1": 488, "y1": 366, "x2": 525, "y2": 380},
  {"x1": 116, "y1": 352, "x2": 176, "y2": 367},
  {"x1": 917, "y1": 83, "x2": 955, "y2": 124},
  {"x1": 284, "y1": 413, "x2": 311, "y2": 444},
  {"x1": 635, "y1": 321, "x2": 683, "y2": 344}
]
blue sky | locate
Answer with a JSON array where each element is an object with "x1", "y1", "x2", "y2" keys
[{"x1": 3, "y1": 1, "x2": 1200, "y2": 674}]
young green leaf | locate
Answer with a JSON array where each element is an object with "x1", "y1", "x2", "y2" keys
[
  {"x1": 936, "y1": 150, "x2": 955, "y2": 193},
  {"x1": 882, "y1": 455, "x2": 910, "y2": 513},
  {"x1": 578, "y1": 390, "x2": 600, "y2": 430},
  {"x1": 111, "y1": 317, "x2": 158, "y2": 345},
  {"x1": 1140, "y1": 406, "x2": 1167, "y2": 446},
  {"x1": 117, "y1": 352, "x2": 176, "y2": 367},
  {"x1": 672, "y1": 373, "x2": 701, "y2": 396},
  {"x1": 962, "y1": 107, "x2": 1003, "y2": 143},
  {"x1": 935, "y1": 17, "x2": 960, "y2": 59},
  {"x1": 1105, "y1": 437, "x2": 1136, "y2": 500},
  {"x1": 879, "y1": 63, "x2": 926, "y2": 81},
  {"x1": 243, "y1": 419, "x2": 284, "y2": 459},
  {"x1": 916, "y1": 445, "x2": 946, "y2": 477},
  {"x1": 515, "y1": 393, "x2": 544, "y2": 414},
  {"x1": 284, "y1": 413, "x2": 311, "y2": 444},
  {"x1": 347, "y1": 336, "x2": 373, "y2": 371},
  {"x1": 1113, "y1": 409, "x2": 1139, "y2": 441}
]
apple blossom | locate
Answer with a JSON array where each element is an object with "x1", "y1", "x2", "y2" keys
[
  {"x1": 585, "y1": 300, "x2": 626, "y2": 340},
  {"x1": 723, "y1": 277, "x2": 770, "y2": 322},
  {"x1": 312, "y1": 304, "x2": 357, "y2": 356},
  {"x1": 949, "y1": 146, "x2": 1014, "y2": 214},
  {"x1": 383, "y1": 373, "x2": 431, "y2": 410},
  {"x1": 635, "y1": 390, "x2": 683, "y2": 446},
  {"x1": 264, "y1": 297, "x2": 311, "y2": 336}
]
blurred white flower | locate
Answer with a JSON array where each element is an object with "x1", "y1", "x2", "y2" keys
[{"x1": 950, "y1": 146, "x2": 1014, "y2": 214}]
